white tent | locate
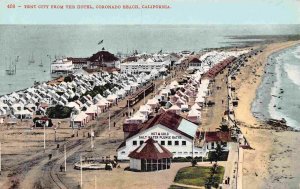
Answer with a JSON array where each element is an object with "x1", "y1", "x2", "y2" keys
[
  {"x1": 191, "y1": 103, "x2": 202, "y2": 110},
  {"x1": 168, "y1": 105, "x2": 181, "y2": 114},
  {"x1": 187, "y1": 109, "x2": 201, "y2": 124},
  {"x1": 14, "y1": 109, "x2": 33, "y2": 119}
]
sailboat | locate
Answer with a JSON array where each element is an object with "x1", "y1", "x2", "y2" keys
[
  {"x1": 5, "y1": 58, "x2": 17, "y2": 75},
  {"x1": 39, "y1": 59, "x2": 43, "y2": 67},
  {"x1": 28, "y1": 53, "x2": 35, "y2": 64}
]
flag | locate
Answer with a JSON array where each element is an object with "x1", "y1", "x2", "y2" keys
[{"x1": 98, "y1": 40, "x2": 103, "y2": 45}]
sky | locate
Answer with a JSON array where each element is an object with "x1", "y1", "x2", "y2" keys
[{"x1": 0, "y1": 0, "x2": 299, "y2": 24}]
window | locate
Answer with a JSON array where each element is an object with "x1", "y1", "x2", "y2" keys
[
  {"x1": 121, "y1": 151, "x2": 125, "y2": 154},
  {"x1": 182, "y1": 141, "x2": 186, "y2": 146},
  {"x1": 161, "y1": 141, "x2": 165, "y2": 145},
  {"x1": 221, "y1": 142, "x2": 227, "y2": 147},
  {"x1": 195, "y1": 152, "x2": 198, "y2": 154},
  {"x1": 175, "y1": 141, "x2": 179, "y2": 146},
  {"x1": 140, "y1": 141, "x2": 144, "y2": 145},
  {"x1": 132, "y1": 141, "x2": 137, "y2": 146},
  {"x1": 211, "y1": 142, "x2": 215, "y2": 149},
  {"x1": 184, "y1": 152, "x2": 188, "y2": 154},
  {"x1": 168, "y1": 141, "x2": 172, "y2": 146}
]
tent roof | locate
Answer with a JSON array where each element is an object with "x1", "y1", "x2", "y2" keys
[{"x1": 128, "y1": 138, "x2": 173, "y2": 160}]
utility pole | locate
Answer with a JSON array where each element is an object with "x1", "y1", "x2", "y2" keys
[
  {"x1": 80, "y1": 154, "x2": 83, "y2": 188},
  {"x1": 0, "y1": 142, "x2": 2, "y2": 175},
  {"x1": 91, "y1": 128, "x2": 94, "y2": 150},
  {"x1": 94, "y1": 175, "x2": 97, "y2": 189},
  {"x1": 54, "y1": 128, "x2": 57, "y2": 142},
  {"x1": 108, "y1": 110, "x2": 111, "y2": 131},
  {"x1": 127, "y1": 100, "x2": 130, "y2": 116},
  {"x1": 143, "y1": 89, "x2": 146, "y2": 105},
  {"x1": 44, "y1": 121, "x2": 48, "y2": 152},
  {"x1": 64, "y1": 145, "x2": 67, "y2": 172}
]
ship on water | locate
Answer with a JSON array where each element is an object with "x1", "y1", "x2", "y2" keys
[
  {"x1": 50, "y1": 58, "x2": 74, "y2": 78},
  {"x1": 39, "y1": 59, "x2": 43, "y2": 67},
  {"x1": 5, "y1": 57, "x2": 17, "y2": 75}
]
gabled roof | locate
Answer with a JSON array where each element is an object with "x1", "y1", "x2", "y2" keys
[
  {"x1": 189, "y1": 57, "x2": 202, "y2": 64},
  {"x1": 128, "y1": 138, "x2": 173, "y2": 160},
  {"x1": 89, "y1": 51, "x2": 119, "y2": 62},
  {"x1": 205, "y1": 131, "x2": 232, "y2": 142},
  {"x1": 124, "y1": 111, "x2": 198, "y2": 141}
]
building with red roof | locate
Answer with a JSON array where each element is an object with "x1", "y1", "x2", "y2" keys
[
  {"x1": 117, "y1": 111, "x2": 204, "y2": 160},
  {"x1": 128, "y1": 138, "x2": 173, "y2": 171},
  {"x1": 89, "y1": 50, "x2": 120, "y2": 68}
]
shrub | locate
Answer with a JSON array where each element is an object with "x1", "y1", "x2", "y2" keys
[
  {"x1": 64, "y1": 76, "x2": 72, "y2": 82},
  {"x1": 46, "y1": 105, "x2": 72, "y2": 119}
]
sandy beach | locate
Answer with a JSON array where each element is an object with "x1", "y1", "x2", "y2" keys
[{"x1": 232, "y1": 40, "x2": 300, "y2": 188}]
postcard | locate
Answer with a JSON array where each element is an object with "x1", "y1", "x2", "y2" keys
[{"x1": 0, "y1": 0, "x2": 299, "y2": 189}]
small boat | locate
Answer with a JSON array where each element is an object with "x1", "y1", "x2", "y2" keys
[
  {"x1": 5, "y1": 58, "x2": 17, "y2": 75},
  {"x1": 39, "y1": 59, "x2": 43, "y2": 67}
]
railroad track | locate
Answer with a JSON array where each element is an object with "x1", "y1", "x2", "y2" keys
[
  {"x1": 47, "y1": 109, "x2": 126, "y2": 189},
  {"x1": 46, "y1": 72, "x2": 181, "y2": 188}
]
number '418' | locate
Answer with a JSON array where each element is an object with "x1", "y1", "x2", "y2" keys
[{"x1": 7, "y1": 4, "x2": 16, "y2": 8}]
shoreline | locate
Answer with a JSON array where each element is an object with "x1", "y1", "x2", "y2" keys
[
  {"x1": 250, "y1": 46, "x2": 300, "y2": 130},
  {"x1": 233, "y1": 40, "x2": 300, "y2": 188}
]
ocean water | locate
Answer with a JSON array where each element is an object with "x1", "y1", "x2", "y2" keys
[
  {"x1": 1, "y1": 24, "x2": 300, "y2": 95},
  {"x1": 252, "y1": 45, "x2": 300, "y2": 129}
]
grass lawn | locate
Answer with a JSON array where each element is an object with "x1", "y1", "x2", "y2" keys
[{"x1": 174, "y1": 166, "x2": 225, "y2": 187}]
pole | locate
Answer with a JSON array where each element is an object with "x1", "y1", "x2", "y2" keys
[
  {"x1": 202, "y1": 129, "x2": 206, "y2": 162},
  {"x1": 54, "y1": 129, "x2": 57, "y2": 142},
  {"x1": 91, "y1": 128, "x2": 94, "y2": 150},
  {"x1": 0, "y1": 142, "x2": 2, "y2": 175},
  {"x1": 80, "y1": 154, "x2": 83, "y2": 188},
  {"x1": 64, "y1": 145, "x2": 67, "y2": 172},
  {"x1": 143, "y1": 89, "x2": 145, "y2": 105},
  {"x1": 108, "y1": 110, "x2": 111, "y2": 131},
  {"x1": 127, "y1": 100, "x2": 129, "y2": 116},
  {"x1": 94, "y1": 175, "x2": 97, "y2": 189},
  {"x1": 44, "y1": 122, "x2": 46, "y2": 152},
  {"x1": 72, "y1": 114, "x2": 75, "y2": 135}
]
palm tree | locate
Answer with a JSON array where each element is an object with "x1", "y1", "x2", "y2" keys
[{"x1": 217, "y1": 122, "x2": 230, "y2": 132}]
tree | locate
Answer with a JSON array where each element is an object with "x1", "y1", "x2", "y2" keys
[
  {"x1": 217, "y1": 122, "x2": 230, "y2": 132},
  {"x1": 33, "y1": 117, "x2": 40, "y2": 123},
  {"x1": 208, "y1": 152, "x2": 216, "y2": 164},
  {"x1": 191, "y1": 159, "x2": 197, "y2": 167},
  {"x1": 64, "y1": 76, "x2": 72, "y2": 82},
  {"x1": 48, "y1": 119, "x2": 53, "y2": 127},
  {"x1": 214, "y1": 144, "x2": 224, "y2": 163},
  {"x1": 46, "y1": 105, "x2": 72, "y2": 119},
  {"x1": 210, "y1": 163, "x2": 218, "y2": 176}
]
